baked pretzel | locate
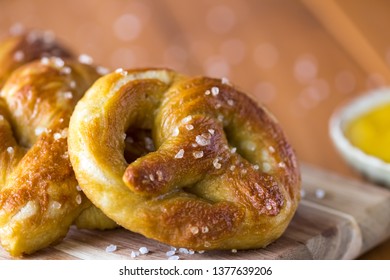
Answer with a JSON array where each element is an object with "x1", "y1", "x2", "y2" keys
[
  {"x1": 68, "y1": 68, "x2": 301, "y2": 250},
  {"x1": 0, "y1": 49, "x2": 117, "y2": 256}
]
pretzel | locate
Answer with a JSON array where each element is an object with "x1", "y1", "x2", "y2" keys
[
  {"x1": 0, "y1": 32, "x2": 116, "y2": 257},
  {"x1": 68, "y1": 68, "x2": 301, "y2": 250}
]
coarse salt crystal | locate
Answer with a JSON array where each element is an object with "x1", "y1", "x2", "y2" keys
[
  {"x1": 139, "y1": 247, "x2": 149, "y2": 254},
  {"x1": 96, "y1": 66, "x2": 110, "y2": 75},
  {"x1": 278, "y1": 162, "x2": 286, "y2": 168},
  {"x1": 195, "y1": 135, "x2": 211, "y2": 146},
  {"x1": 227, "y1": 99, "x2": 234, "y2": 106},
  {"x1": 53, "y1": 133, "x2": 62, "y2": 141},
  {"x1": 168, "y1": 255, "x2": 180, "y2": 260},
  {"x1": 211, "y1": 86, "x2": 219, "y2": 96},
  {"x1": 244, "y1": 141, "x2": 256, "y2": 151},
  {"x1": 213, "y1": 158, "x2": 221, "y2": 169},
  {"x1": 76, "y1": 185, "x2": 82, "y2": 191},
  {"x1": 253, "y1": 164, "x2": 259, "y2": 170},
  {"x1": 131, "y1": 251, "x2": 139, "y2": 258},
  {"x1": 230, "y1": 147, "x2": 237, "y2": 153},
  {"x1": 172, "y1": 127, "x2": 179, "y2": 136},
  {"x1": 221, "y1": 77, "x2": 230, "y2": 84},
  {"x1": 149, "y1": 174, "x2": 155, "y2": 181},
  {"x1": 166, "y1": 250, "x2": 176, "y2": 257},
  {"x1": 105, "y1": 244, "x2": 117, "y2": 253},
  {"x1": 144, "y1": 137, "x2": 154, "y2": 151},
  {"x1": 40, "y1": 57, "x2": 50, "y2": 65},
  {"x1": 315, "y1": 188, "x2": 326, "y2": 199},
  {"x1": 60, "y1": 66, "x2": 71, "y2": 75},
  {"x1": 35, "y1": 127, "x2": 46, "y2": 136},
  {"x1": 75, "y1": 194, "x2": 82, "y2": 205},
  {"x1": 205, "y1": 90, "x2": 211, "y2": 95},
  {"x1": 201, "y1": 226, "x2": 209, "y2": 233},
  {"x1": 69, "y1": 81, "x2": 76, "y2": 89},
  {"x1": 231, "y1": 249, "x2": 238, "y2": 253},
  {"x1": 263, "y1": 163, "x2": 271, "y2": 172},
  {"x1": 186, "y1": 124, "x2": 194, "y2": 130},
  {"x1": 78, "y1": 54, "x2": 93, "y2": 65},
  {"x1": 63, "y1": 91, "x2": 73, "y2": 99},
  {"x1": 53, "y1": 57, "x2": 65, "y2": 68},
  {"x1": 190, "y1": 226, "x2": 199, "y2": 234},
  {"x1": 13, "y1": 50, "x2": 24, "y2": 61},
  {"x1": 175, "y1": 149, "x2": 184, "y2": 159},
  {"x1": 230, "y1": 165, "x2": 236, "y2": 171},
  {"x1": 156, "y1": 170, "x2": 163, "y2": 181},
  {"x1": 52, "y1": 201, "x2": 61, "y2": 209},
  {"x1": 7, "y1": 147, "x2": 14, "y2": 154},
  {"x1": 178, "y1": 248, "x2": 189, "y2": 254},
  {"x1": 193, "y1": 151, "x2": 204, "y2": 159},
  {"x1": 115, "y1": 68, "x2": 128, "y2": 75},
  {"x1": 208, "y1": 129, "x2": 215, "y2": 135},
  {"x1": 269, "y1": 146, "x2": 275, "y2": 153},
  {"x1": 181, "y1": 115, "x2": 192, "y2": 124}
]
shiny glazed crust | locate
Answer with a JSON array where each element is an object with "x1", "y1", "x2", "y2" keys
[
  {"x1": 68, "y1": 68, "x2": 301, "y2": 250},
  {"x1": 0, "y1": 32, "x2": 116, "y2": 257}
]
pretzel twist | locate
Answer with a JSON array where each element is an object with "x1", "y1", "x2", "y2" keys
[
  {"x1": 69, "y1": 68, "x2": 301, "y2": 250},
  {"x1": 0, "y1": 32, "x2": 116, "y2": 257}
]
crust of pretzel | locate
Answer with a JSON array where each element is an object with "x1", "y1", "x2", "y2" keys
[{"x1": 68, "y1": 68, "x2": 301, "y2": 250}]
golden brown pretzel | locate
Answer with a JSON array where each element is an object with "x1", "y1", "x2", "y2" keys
[
  {"x1": 68, "y1": 68, "x2": 301, "y2": 250},
  {"x1": 0, "y1": 54, "x2": 116, "y2": 256}
]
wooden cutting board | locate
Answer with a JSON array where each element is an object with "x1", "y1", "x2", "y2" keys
[{"x1": 1, "y1": 163, "x2": 389, "y2": 260}]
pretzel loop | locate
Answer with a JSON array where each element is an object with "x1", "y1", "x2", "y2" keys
[
  {"x1": 69, "y1": 68, "x2": 300, "y2": 250},
  {"x1": 0, "y1": 32, "x2": 116, "y2": 256}
]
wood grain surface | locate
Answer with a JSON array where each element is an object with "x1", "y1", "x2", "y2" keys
[
  {"x1": 1, "y1": 164, "x2": 388, "y2": 260},
  {"x1": 1, "y1": 0, "x2": 390, "y2": 259}
]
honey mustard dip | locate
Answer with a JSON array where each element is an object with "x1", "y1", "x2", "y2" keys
[{"x1": 345, "y1": 103, "x2": 390, "y2": 163}]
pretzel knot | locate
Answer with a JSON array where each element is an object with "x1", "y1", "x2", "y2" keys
[
  {"x1": 0, "y1": 32, "x2": 116, "y2": 256},
  {"x1": 69, "y1": 68, "x2": 301, "y2": 250}
]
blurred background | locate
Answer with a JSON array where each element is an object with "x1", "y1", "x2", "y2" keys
[{"x1": 1, "y1": 0, "x2": 389, "y2": 258}]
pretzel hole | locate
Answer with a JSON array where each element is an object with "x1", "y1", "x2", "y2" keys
[
  {"x1": 221, "y1": 114, "x2": 279, "y2": 176},
  {"x1": 123, "y1": 127, "x2": 155, "y2": 163}
]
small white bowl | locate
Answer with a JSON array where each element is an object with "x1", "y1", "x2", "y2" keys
[{"x1": 329, "y1": 87, "x2": 390, "y2": 187}]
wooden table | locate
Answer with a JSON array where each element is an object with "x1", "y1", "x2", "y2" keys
[{"x1": 0, "y1": 0, "x2": 389, "y2": 259}]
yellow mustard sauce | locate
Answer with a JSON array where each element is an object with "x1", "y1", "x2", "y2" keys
[{"x1": 345, "y1": 103, "x2": 390, "y2": 163}]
